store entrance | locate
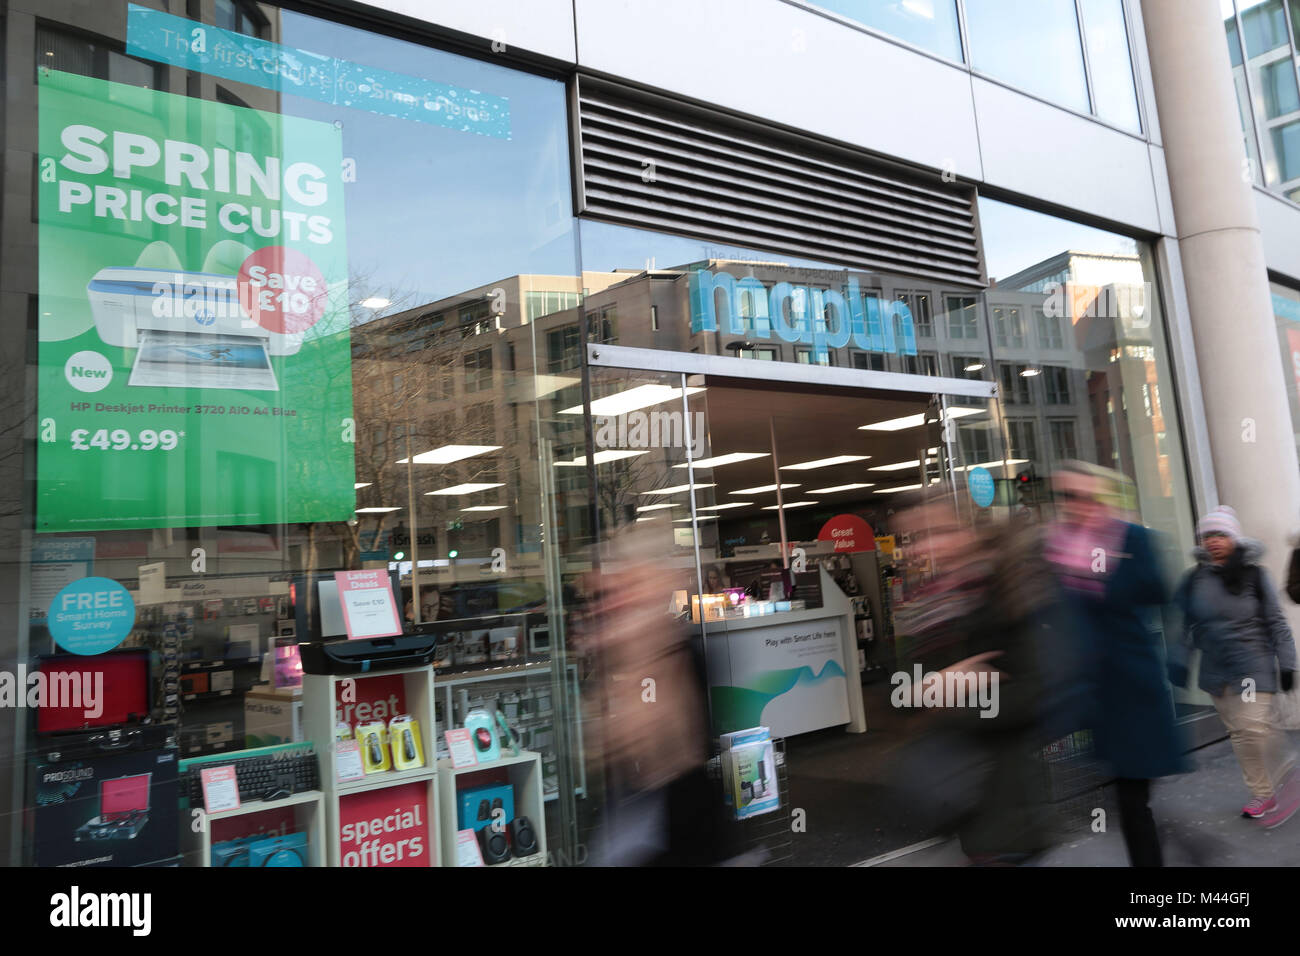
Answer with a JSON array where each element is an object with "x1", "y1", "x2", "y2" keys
[{"x1": 579, "y1": 344, "x2": 1005, "y2": 864}]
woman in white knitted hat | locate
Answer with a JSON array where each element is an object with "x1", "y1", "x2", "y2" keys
[{"x1": 1171, "y1": 506, "x2": 1299, "y2": 825}]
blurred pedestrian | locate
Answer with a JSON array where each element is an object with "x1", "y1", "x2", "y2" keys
[
  {"x1": 890, "y1": 492, "x2": 1061, "y2": 864},
  {"x1": 1172, "y1": 506, "x2": 1299, "y2": 825},
  {"x1": 1046, "y1": 461, "x2": 1188, "y2": 867}
]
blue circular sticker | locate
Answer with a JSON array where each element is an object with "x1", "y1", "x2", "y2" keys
[
  {"x1": 47, "y1": 577, "x2": 135, "y2": 655},
  {"x1": 969, "y1": 466, "x2": 996, "y2": 509}
]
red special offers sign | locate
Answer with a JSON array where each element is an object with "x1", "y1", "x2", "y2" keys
[
  {"x1": 817, "y1": 514, "x2": 876, "y2": 553},
  {"x1": 339, "y1": 781, "x2": 431, "y2": 867}
]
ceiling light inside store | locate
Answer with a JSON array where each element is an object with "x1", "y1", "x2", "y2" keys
[
  {"x1": 426, "y1": 482, "x2": 504, "y2": 495},
  {"x1": 554, "y1": 450, "x2": 649, "y2": 467},
  {"x1": 638, "y1": 482, "x2": 716, "y2": 496},
  {"x1": 964, "y1": 363, "x2": 986, "y2": 372},
  {"x1": 874, "y1": 484, "x2": 923, "y2": 494},
  {"x1": 674, "y1": 515, "x2": 717, "y2": 522},
  {"x1": 730, "y1": 483, "x2": 801, "y2": 494},
  {"x1": 859, "y1": 407, "x2": 982, "y2": 431},
  {"x1": 697, "y1": 502, "x2": 753, "y2": 511},
  {"x1": 360, "y1": 297, "x2": 391, "y2": 309},
  {"x1": 354, "y1": 482, "x2": 372, "y2": 489},
  {"x1": 870, "y1": 459, "x2": 937, "y2": 472},
  {"x1": 397, "y1": 444, "x2": 501, "y2": 465},
  {"x1": 808, "y1": 482, "x2": 875, "y2": 494},
  {"x1": 1020, "y1": 368, "x2": 1042, "y2": 377},
  {"x1": 672, "y1": 452, "x2": 768, "y2": 469},
  {"x1": 954, "y1": 458, "x2": 1030, "y2": 472},
  {"x1": 635, "y1": 503, "x2": 679, "y2": 513},
  {"x1": 355, "y1": 506, "x2": 402, "y2": 512},
  {"x1": 781, "y1": 455, "x2": 871, "y2": 471},
  {"x1": 762, "y1": 501, "x2": 821, "y2": 510},
  {"x1": 559, "y1": 384, "x2": 704, "y2": 416},
  {"x1": 461, "y1": 505, "x2": 507, "y2": 512}
]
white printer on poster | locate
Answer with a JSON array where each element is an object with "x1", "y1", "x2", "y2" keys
[{"x1": 88, "y1": 267, "x2": 303, "y2": 391}]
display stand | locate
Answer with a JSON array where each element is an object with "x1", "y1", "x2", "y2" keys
[
  {"x1": 437, "y1": 749, "x2": 548, "y2": 867},
  {"x1": 184, "y1": 790, "x2": 326, "y2": 867},
  {"x1": 302, "y1": 665, "x2": 441, "y2": 867}
]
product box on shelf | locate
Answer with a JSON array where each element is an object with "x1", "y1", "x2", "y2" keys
[
  {"x1": 244, "y1": 689, "x2": 303, "y2": 748},
  {"x1": 31, "y1": 747, "x2": 179, "y2": 867},
  {"x1": 457, "y1": 783, "x2": 514, "y2": 833}
]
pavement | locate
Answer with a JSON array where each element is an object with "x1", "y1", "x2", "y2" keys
[{"x1": 871, "y1": 733, "x2": 1300, "y2": 867}]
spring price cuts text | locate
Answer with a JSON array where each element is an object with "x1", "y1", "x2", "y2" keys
[{"x1": 70, "y1": 427, "x2": 182, "y2": 451}]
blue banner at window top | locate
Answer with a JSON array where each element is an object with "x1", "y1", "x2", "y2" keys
[{"x1": 125, "y1": 4, "x2": 511, "y2": 139}]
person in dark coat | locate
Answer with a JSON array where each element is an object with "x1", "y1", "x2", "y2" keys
[
  {"x1": 1171, "y1": 506, "x2": 1298, "y2": 824},
  {"x1": 1045, "y1": 462, "x2": 1189, "y2": 867}
]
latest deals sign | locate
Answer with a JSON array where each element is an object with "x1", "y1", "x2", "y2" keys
[{"x1": 36, "y1": 69, "x2": 355, "y2": 531}]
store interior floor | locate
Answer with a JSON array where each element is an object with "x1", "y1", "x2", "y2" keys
[{"x1": 781, "y1": 677, "x2": 938, "y2": 866}]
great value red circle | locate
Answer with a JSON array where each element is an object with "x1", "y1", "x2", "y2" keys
[{"x1": 238, "y1": 246, "x2": 328, "y2": 335}]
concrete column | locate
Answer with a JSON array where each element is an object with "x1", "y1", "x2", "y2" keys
[{"x1": 1142, "y1": 0, "x2": 1300, "y2": 614}]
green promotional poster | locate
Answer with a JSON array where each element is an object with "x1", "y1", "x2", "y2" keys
[{"x1": 37, "y1": 70, "x2": 355, "y2": 531}]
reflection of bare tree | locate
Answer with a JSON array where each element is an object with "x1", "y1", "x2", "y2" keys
[
  {"x1": 594, "y1": 454, "x2": 664, "y2": 531},
  {"x1": 305, "y1": 271, "x2": 511, "y2": 572}
]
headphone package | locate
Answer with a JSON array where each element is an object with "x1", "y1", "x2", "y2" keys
[
  {"x1": 388, "y1": 715, "x2": 424, "y2": 771},
  {"x1": 355, "y1": 721, "x2": 392, "y2": 774}
]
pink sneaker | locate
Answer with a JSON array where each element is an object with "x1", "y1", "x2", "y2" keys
[
  {"x1": 1242, "y1": 797, "x2": 1276, "y2": 818},
  {"x1": 1263, "y1": 772, "x2": 1300, "y2": 829}
]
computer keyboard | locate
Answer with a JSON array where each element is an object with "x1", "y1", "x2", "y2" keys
[{"x1": 181, "y1": 743, "x2": 319, "y2": 806}]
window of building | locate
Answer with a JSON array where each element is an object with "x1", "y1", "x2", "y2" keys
[
  {"x1": 651, "y1": 304, "x2": 659, "y2": 331},
  {"x1": 807, "y1": 0, "x2": 964, "y2": 62},
  {"x1": 944, "y1": 296, "x2": 980, "y2": 339},
  {"x1": 464, "y1": 347, "x2": 493, "y2": 393},
  {"x1": 1043, "y1": 365, "x2": 1071, "y2": 404},
  {"x1": 796, "y1": 348, "x2": 834, "y2": 366},
  {"x1": 1050, "y1": 419, "x2": 1079, "y2": 461},
  {"x1": 1007, "y1": 419, "x2": 1040, "y2": 464},
  {"x1": 1035, "y1": 306, "x2": 1065, "y2": 350},
  {"x1": 899, "y1": 351, "x2": 939, "y2": 376},
  {"x1": 1079, "y1": 0, "x2": 1142, "y2": 131},
  {"x1": 547, "y1": 324, "x2": 582, "y2": 373},
  {"x1": 736, "y1": 346, "x2": 779, "y2": 361},
  {"x1": 998, "y1": 363, "x2": 1033, "y2": 404},
  {"x1": 896, "y1": 290, "x2": 933, "y2": 338},
  {"x1": 852, "y1": 351, "x2": 887, "y2": 371},
  {"x1": 993, "y1": 305, "x2": 1026, "y2": 349},
  {"x1": 964, "y1": 0, "x2": 1091, "y2": 113}
]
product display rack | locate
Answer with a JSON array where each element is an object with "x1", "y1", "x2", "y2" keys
[
  {"x1": 436, "y1": 749, "x2": 548, "y2": 867},
  {"x1": 302, "y1": 665, "x2": 441, "y2": 867},
  {"x1": 183, "y1": 789, "x2": 326, "y2": 867},
  {"x1": 434, "y1": 660, "x2": 585, "y2": 802}
]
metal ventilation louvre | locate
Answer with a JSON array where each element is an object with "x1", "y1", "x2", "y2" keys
[{"x1": 575, "y1": 80, "x2": 986, "y2": 287}]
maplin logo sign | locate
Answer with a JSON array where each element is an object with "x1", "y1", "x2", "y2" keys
[{"x1": 689, "y1": 267, "x2": 918, "y2": 363}]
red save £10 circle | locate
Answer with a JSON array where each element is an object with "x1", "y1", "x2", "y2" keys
[{"x1": 238, "y1": 245, "x2": 328, "y2": 335}]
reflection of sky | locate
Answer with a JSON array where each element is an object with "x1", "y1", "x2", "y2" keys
[
  {"x1": 274, "y1": 12, "x2": 576, "y2": 310},
  {"x1": 977, "y1": 197, "x2": 1138, "y2": 282}
]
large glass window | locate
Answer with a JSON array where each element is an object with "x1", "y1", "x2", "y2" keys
[
  {"x1": 808, "y1": 0, "x2": 964, "y2": 61},
  {"x1": 964, "y1": 0, "x2": 1091, "y2": 113},
  {"x1": 1225, "y1": 0, "x2": 1300, "y2": 199},
  {"x1": 10, "y1": 0, "x2": 589, "y2": 869},
  {"x1": 1079, "y1": 0, "x2": 1143, "y2": 130}
]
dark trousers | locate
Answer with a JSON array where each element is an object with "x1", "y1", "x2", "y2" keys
[{"x1": 1116, "y1": 778, "x2": 1163, "y2": 867}]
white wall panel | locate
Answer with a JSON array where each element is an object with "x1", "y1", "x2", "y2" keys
[
  {"x1": 352, "y1": 0, "x2": 577, "y2": 62},
  {"x1": 572, "y1": 0, "x2": 983, "y2": 180},
  {"x1": 972, "y1": 77, "x2": 1160, "y2": 232}
]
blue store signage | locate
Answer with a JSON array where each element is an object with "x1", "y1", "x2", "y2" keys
[{"x1": 48, "y1": 577, "x2": 136, "y2": 655}]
